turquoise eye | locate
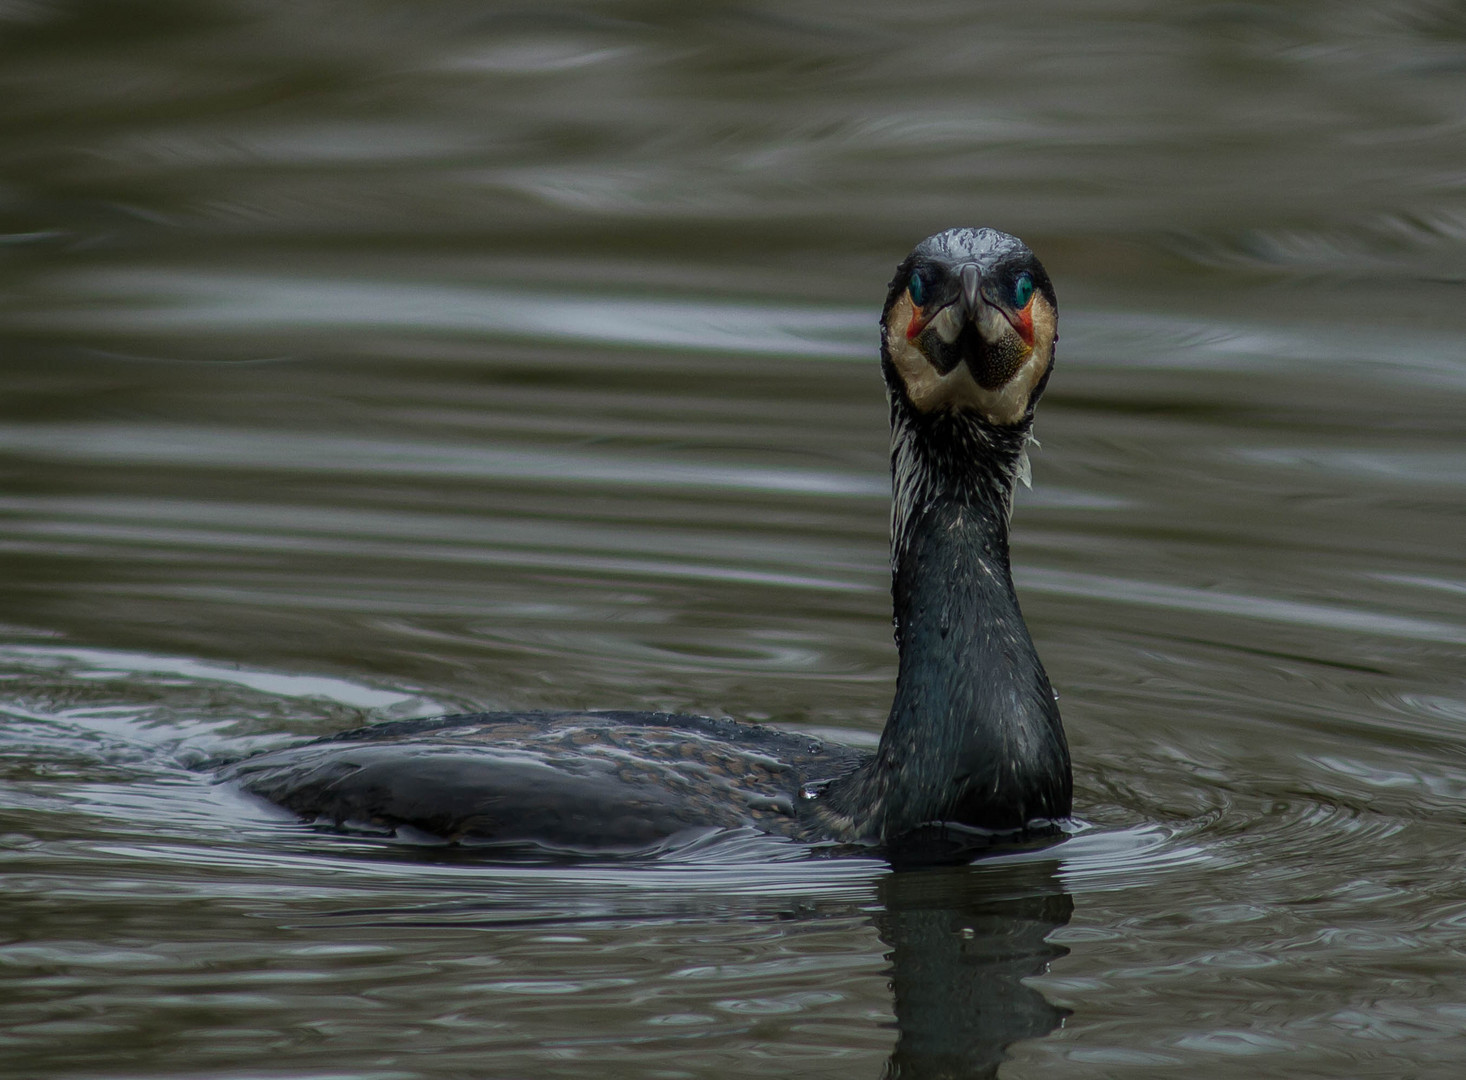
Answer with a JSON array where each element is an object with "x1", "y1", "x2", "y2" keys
[
  {"x1": 1013, "y1": 273, "x2": 1034, "y2": 308},
  {"x1": 908, "y1": 272, "x2": 925, "y2": 306}
]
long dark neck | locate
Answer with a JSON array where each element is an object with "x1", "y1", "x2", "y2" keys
[{"x1": 822, "y1": 399, "x2": 1071, "y2": 845}]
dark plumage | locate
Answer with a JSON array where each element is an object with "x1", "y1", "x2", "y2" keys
[{"x1": 223, "y1": 227, "x2": 1072, "y2": 861}]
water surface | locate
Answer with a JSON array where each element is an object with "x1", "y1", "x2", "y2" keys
[{"x1": 2, "y1": 1, "x2": 1465, "y2": 1076}]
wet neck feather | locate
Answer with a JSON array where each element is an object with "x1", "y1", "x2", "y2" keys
[{"x1": 823, "y1": 400, "x2": 1070, "y2": 845}]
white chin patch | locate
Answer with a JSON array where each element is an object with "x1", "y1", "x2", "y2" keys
[{"x1": 885, "y1": 292, "x2": 1055, "y2": 426}]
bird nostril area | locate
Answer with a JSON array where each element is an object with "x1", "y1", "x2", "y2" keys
[{"x1": 960, "y1": 264, "x2": 981, "y2": 312}]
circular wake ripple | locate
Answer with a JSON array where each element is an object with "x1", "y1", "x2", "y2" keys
[{"x1": 1, "y1": 642, "x2": 1433, "y2": 911}]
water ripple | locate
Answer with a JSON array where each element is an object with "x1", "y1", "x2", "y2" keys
[
  {"x1": 12, "y1": 270, "x2": 872, "y2": 358},
  {"x1": 1021, "y1": 569, "x2": 1466, "y2": 646}
]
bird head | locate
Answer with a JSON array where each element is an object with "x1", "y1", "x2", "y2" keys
[{"x1": 880, "y1": 228, "x2": 1058, "y2": 427}]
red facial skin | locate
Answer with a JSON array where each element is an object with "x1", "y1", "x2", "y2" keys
[
  {"x1": 905, "y1": 291, "x2": 1035, "y2": 345},
  {"x1": 905, "y1": 303, "x2": 929, "y2": 341},
  {"x1": 1008, "y1": 299, "x2": 1035, "y2": 346}
]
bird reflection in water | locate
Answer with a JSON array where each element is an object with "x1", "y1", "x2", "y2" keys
[{"x1": 876, "y1": 859, "x2": 1071, "y2": 1080}]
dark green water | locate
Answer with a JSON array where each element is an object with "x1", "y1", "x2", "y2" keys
[{"x1": 2, "y1": 2, "x2": 1465, "y2": 1076}]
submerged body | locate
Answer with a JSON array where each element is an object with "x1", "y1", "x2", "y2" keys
[
  {"x1": 226, "y1": 227, "x2": 1073, "y2": 859},
  {"x1": 227, "y1": 711, "x2": 868, "y2": 850}
]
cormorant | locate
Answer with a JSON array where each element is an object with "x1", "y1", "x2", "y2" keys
[{"x1": 224, "y1": 227, "x2": 1072, "y2": 861}]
